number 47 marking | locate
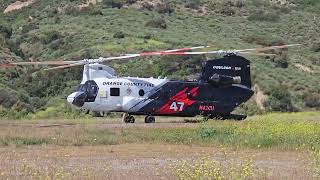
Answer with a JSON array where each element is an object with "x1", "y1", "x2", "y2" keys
[{"x1": 170, "y1": 102, "x2": 185, "y2": 112}]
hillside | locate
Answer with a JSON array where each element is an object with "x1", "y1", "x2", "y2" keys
[{"x1": 0, "y1": 0, "x2": 319, "y2": 118}]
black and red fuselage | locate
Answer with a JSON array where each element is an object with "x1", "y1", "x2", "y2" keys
[
  {"x1": 132, "y1": 80, "x2": 253, "y2": 117},
  {"x1": 68, "y1": 55, "x2": 254, "y2": 118}
]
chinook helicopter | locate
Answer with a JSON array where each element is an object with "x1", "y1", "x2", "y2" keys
[{"x1": 1, "y1": 44, "x2": 300, "y2": 123}]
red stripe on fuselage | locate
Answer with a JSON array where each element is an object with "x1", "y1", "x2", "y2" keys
[{"x1": 156, "y1": 87, "x2": 199, "y2": 114}]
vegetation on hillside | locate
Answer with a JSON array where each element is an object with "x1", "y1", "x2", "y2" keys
[{"x1": 0, "y1": 0, "x2": 319, "y2": 118}]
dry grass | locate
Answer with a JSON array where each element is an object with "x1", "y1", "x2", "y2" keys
[
  {"x1": 0, "y1": 144, "x2": 313, "y2": 180},
  {"x1": 0, "y1": 112, "x2": 320, "y2": 150},
  {"x1": 0, "y1": 112, "x2": 320, "y2": 179}
]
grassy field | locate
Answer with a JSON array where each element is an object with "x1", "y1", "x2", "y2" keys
[
  {"x1": 0, "y1": 112, "x2": 320, "y2": 179},
  {"x1": 1, "y1": 112, "x2": 319, "y2": 150}
]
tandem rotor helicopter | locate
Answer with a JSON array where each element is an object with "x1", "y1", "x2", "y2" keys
[{"x1": 1, "y1": 44, "x2": 300, "y2": 123}]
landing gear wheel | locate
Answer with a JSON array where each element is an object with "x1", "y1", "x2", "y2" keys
[
  {"x1": 124, "y1": 115, "x2": 135, "y2": 123},
  {"x1": 145, "y1": 115, "x2": 155, "y2": 123}
]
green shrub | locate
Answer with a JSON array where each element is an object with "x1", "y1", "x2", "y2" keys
[
  {"x1": 232, "y1": 0, "x2": 246, "y2": 8},
  {"x1": 145, "y1": 17, "x2": 167, "y2": 29},
  {"x1": 64, "y1": 5, "x2": 81, "y2": 16},
  {"x1": 0, "y1": 89, "x2": 18, "y2": 108},
  {"x1": 248, "y1": 10, "x2": 280, "y2": 22},
  {"x1": 41, "y1": 30, "x2": 62, "y2": 44},
  {"x1": 185, "y1": 0, "x2": 201, "y2": 9},
  {"x1": 102, "y1": 0, "x2": 126, "y2": 8},
  {"x1": 305, "y1": 94, "x2": 320, "y2": 109},
  {"x1": 155, "y1": 2, "x2": 174, "y2": 14},
  {"x1": 21, "y1": 23, "x2": 38, "y2": 34},
  {"x1": 113, "y1": 31, "x2": 125, "y2": 39},
  {"x1": 265, "y1": 86, "x2": 295, "y2": 112},
  {"x1": 0, "y1": 24, "x2": 12, "y2": 39},
  {"x1": 311, "y1": 41, "x2": 320, "y2": 52},
  {"x1": 294, "y1": 0, "x2": 320, "y2": 12},
  {"x1": 89, "y1": 8, "x2": 103, "y2": 16},
  {"x1": 308, "y1": 54, "x2": 320, "y2": 65},
  {"x1": 220, "y1": 5, "x2": 235, "y2": 16},
  {"x1": 199, "y1": 126, "x2": 217, "y2": 139}
]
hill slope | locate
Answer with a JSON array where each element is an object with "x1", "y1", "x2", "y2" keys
[{"x1": 0, "y1": 0, "x2": 319, "y2": 118}]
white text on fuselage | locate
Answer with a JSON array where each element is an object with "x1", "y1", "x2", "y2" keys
[
  {"x1": 103, "y1": 82, "x2": 155, "y2": 87},
  {"x1": 212, "y1": 66, "x2": 242, "y2": 71}
]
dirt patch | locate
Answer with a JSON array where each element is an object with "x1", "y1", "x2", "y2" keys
[
  {"x1": 294, "y1": 63, "x2": 314, "y2": 73},
  {"x1": 130, "y1": 0, "x2": 163, "y2": 10},
  {"x1": 4, "y1": 0, "x2": 37, "y2": 14},
  {"x1": 0, "y1": 144, "x2": 312, "y2": 179},
  {"x1": 269, "y1": 0, "x2": 295, "y2": 6},
  {"x1": 254, "y1": 84, "x2": 267, "y2": 110},
  {"x1": 78, "y1": 0, "x2": 102, "y2": 11}
]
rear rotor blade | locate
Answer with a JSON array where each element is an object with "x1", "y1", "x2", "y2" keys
[
  {"x1": 135, "y1": 45, "x2": 214, "y2": 56},
  {"x1": 235, "y1": 44, "x2": 302, "y2": 53},
  {"x1": 239, "y1": 52, "x2": 277, "y2": 56},
  {"x1": 128, "y1": 44, "x2": 302, "y2": 56}
]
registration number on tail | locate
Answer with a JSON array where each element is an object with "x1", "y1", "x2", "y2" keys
[{"x1": 199, "y1": 105, "x2": 215, "y2": 111}]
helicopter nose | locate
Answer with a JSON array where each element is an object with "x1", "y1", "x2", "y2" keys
[{"x1": 67, "y1": 92, "x2": 87, "y2": 107}]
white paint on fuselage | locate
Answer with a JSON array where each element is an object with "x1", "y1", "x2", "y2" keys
[{"x1": 81, "y1": 77, "x2": 169, "y2": 112}]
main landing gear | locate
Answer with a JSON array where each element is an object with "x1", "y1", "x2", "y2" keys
[
  {"x1": 145, "y1": 115, "x2": 155, "y2": 123},
  {"x1": 122, "y1": 113, "x2": 156, "y2": 123}
]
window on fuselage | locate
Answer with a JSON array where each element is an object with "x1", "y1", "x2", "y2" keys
[{"x1": 110, "y1": 88, "x2": 120, "y2": 96}]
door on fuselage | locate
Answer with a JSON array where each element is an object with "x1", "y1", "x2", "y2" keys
[{"x1": 105, "y1": 87, "x2": 123, "y2": 111}]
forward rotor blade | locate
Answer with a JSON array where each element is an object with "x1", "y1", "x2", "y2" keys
[
  {"x1": 44, "y1": 63, "x2": 84, "y2": 71},
  {"x1": 42, "y1": 54, "x2": 141, "y2": 71},
  {"x1": 0, "y1": 64, "x2": 16, "y2": 68},
  {"x1": 0, "y1": 61, "x2": 77, "y2": 67}
]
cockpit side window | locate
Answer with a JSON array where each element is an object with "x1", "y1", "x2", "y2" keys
[
  {"x1": 82, "y1": 80, "x2": 99, "y2": 102},
  {"x1": 76, "y1": 84, "x2": 86, "y2": 92}
]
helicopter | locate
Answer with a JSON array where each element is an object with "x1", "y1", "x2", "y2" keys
[{"x1": 1, "y1": 44, "x2": 300, "y2": 123}]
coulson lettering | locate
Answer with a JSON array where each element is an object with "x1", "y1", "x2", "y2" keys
[{"x1": 212, "y1": 66, "x2": 242, "y2": 71}]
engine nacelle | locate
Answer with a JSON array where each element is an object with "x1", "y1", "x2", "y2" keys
[{"x1": 208, "y1": 74, "x2": 241, "y2": 86}]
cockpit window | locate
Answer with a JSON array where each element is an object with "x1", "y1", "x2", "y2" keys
[
  {"x1": 78, "y1": 80, "x2": 99, "y2": 102},
  {"x1": 76, "y1": 84, "x2": 86, "y2": 92}
]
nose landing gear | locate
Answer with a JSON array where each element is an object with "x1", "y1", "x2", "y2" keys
[{"x1": 123, "y1": 113, "x2": 135, "y2": 123}]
